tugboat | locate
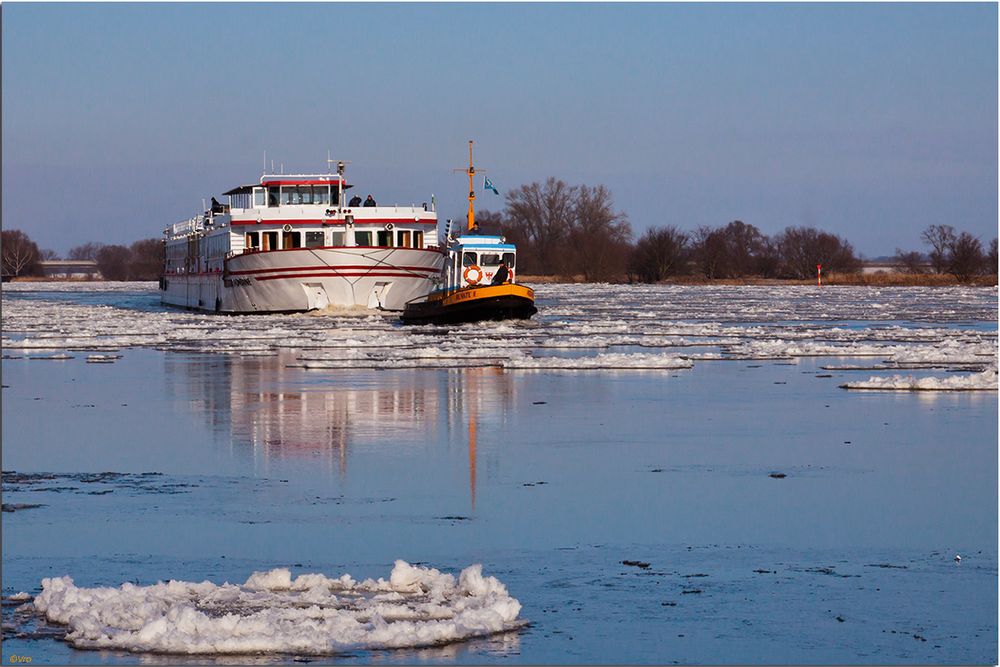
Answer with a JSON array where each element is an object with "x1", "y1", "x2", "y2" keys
[{"x1": 401, "y1": 142, "x2": 537, "y2": 325}]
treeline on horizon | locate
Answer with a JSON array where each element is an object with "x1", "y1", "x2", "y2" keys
[
  {"x1": 1, "y1": 232, "x2": 163, "y2": 280},
  {"x1": 3, "y1": 177, "x2": 997, "y2": 283},
  {"x1": 476, "y1": 177, "x2": 999, "y2": 284}
]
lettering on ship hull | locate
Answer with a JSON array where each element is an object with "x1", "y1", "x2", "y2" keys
[{"x1": 224, "y1": 277, "x2": 254, "y2": 288}]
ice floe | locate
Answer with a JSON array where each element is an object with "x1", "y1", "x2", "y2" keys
[
  {"x1": 2, "y1": 282, "x2": 995, "y2": 374},
  {"x1": 840, "y1": 369, "x2": 998, "y2": 391},
  {"x1": 32, "y1": 561, "x2": 522, "y2": 655},
  {"x1": 503, "y1": 351, "x2": 693, "y2": 370}
]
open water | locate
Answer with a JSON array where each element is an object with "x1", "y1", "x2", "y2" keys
[{"x1": 1, "y1": 282, "x2": 997, "y2": 664}]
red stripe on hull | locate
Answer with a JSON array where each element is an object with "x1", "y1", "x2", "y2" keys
[
  {"x1": 228, "y1": 264, "x2": 439, "y2": 276},
  {"x1": 253, "y1": 272, "x2": 434, "y2": 281}
]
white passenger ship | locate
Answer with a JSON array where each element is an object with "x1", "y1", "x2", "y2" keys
[{"x1": 160, "y1": 162, "x2": 443, "y2": 313}]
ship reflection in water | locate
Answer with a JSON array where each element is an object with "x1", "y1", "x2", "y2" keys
[{"x1": 164, "y1": 350, "x2": 515, "y2": 506}]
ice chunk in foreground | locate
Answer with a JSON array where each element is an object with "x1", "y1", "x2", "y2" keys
[{"x1": 32, "y1": 561, "x2": 522, "y2": 655}]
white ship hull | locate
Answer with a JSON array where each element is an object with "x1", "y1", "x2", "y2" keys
[{"x1": 161, "y1": 247, "x2": 444, "y2": 313}]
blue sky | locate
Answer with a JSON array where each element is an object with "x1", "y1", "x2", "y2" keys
[{"x1": 3, "y1": 2, "x2": 996, "y2": 257}]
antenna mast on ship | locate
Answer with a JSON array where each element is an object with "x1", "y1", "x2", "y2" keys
[
  {"x1": 326, "y1": 153, "x2": 350, "y2": 211},
  {"x1": 453, "y1": 140, "x2": 486, "y2": 232}
]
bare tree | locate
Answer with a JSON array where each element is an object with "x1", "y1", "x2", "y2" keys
[
  {"x1": 690, "y1": 220, "x2": 767, "y2": 279},
  {"x1": 568, "y1": 184, "x2": 632, "y2": 281},
  {"x1": 946, "y1": 232, "x2": 985, "y2": 283},
  {"x1": 775, "y1": 226, "x2": 859, "y2": 279},
  {"x1": 129, "y1": 239, "x2": 165, "y2": 280},
  {"x1": 720, "y1": 220, "x2": 765, "y2": 278},
  {"x1": 754, "y1": 237, "x2": 781, "y2": 278},
  {"x1": 893, "y1": 249, "x2": 926, "y2": 274},
  {"x1": 987, "y1": 238, "x2": 998, "y2": 275},
  {"x1": 1, "y1": 229, "x2": 42, "y2": 279},
  {"x1": 920, "y1": 225, "x2": 956, "y2": 274},
  {"x1": 68, "y1": 242, "x2": 105, "y2": 261},
  {"x1": 40, "y1": 248, "x2": 60, "y2": 261},
  {"x1": 628, "y1": 227, "x2": 689, "y2": 283},
  {"x1": 96, "y1": 245, "x2": 132, "y2": 281},
  {"x1": 691, "y1": 226, "x2": 727, "y2": 279},
  {"x1": 504, "y1": 178, "x2": 577, "y2": 275}
]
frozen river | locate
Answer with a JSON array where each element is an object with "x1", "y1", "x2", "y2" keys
[{"x1": 2, "y1": 282, "x2": 997, "y2": 663}]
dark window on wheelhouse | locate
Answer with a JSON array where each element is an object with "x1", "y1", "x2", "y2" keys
[
  {"x1": 502, "y1": 253, "x2": 515, "y2": 269},
  {"x1": 267, "y1": 187, "x2": 280, "y2": 207},
  {"x1": 462, "y1": 252, "x2": 478, "y2": 267}
]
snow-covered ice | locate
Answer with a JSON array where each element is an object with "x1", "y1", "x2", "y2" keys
[
  {"x1": 32, "y1": 561, "x2": 522, "y2": 655},
  {"x1": 2, "y1": 283, "x2": 995, "y2": 376},
  {"x1": 840, "y1": 368, "x2": 998, "y2": 391}
]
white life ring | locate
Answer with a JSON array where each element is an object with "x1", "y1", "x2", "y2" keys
[
  {"x1": 385, "y1": 223, "x2": 395, "y2": 231},
  {"x1": 463, "y1": 265, "x2": 483, "y2": 285},
  {"x1": 282, "y1": 224, "x2": 292, "y2": 233}
]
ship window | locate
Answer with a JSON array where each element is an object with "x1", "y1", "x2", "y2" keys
[
  {"x1": 462, "y1": 252, "x2": 478, "y2": 267},
  {"x1": 283, "y1": 232, "x2": 301, "y2": 249},
  {"x1": 301, "y1": 187, "x2": 313, "y2": 205},
  {"x1": 354, "y1": 231, "x2": 373, "y2": 246},
  {"x1": 314, "y1": 186, "x2": 330, "y2": 206},
  {"x1": 479, "y1": 253, "x2": 501, "y2": 266},
  {"x1": 281, "y1": 188, "x2": 293, "y2": 205},
  {"x1": 262, "y1": 231, "x2": 278, "y2": 251},
  {"x1": 253, "y1": 188, "x2": 265, "y2": 207},
  {"x1": 502, "y1": 253, "x2": 515, "y2": 269},
  {"x1": 246, "y1": 232, "x2": 259, "y2": 249},
  {"x1": 397, "y1": 230, "x2": 411, "y2": 248},
  {"x1": 414, "y1": 231, "x2": 424, "y2": 248},
  {"x1": 329, "y1": 231, "x2": 345, "y2": 246},
  {"x1": 268, "y1": 187, "x2": 280, "y2": 207},
  {"x1": 305, "y1": 231, "x2": 325, "y2": 248},
  {"x1": 377, "y1": 231, "x2": 394, "y2": 247}
]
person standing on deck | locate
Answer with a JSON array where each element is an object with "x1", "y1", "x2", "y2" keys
[
  {"x1": 491, "y1": 261, "x2": 509, "y2": 285},
  {"x1": 348, "y1": 194, "x2": 362, "y2": 207},
  {"x1": 364, "y1": 195, "x2": 377, "y2": 207}
]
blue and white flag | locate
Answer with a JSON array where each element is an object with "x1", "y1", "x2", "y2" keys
[{"x1": 484, "y1": 176, "x2": 499, "y2": 195}]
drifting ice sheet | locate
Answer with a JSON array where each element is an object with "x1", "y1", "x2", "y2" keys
[
  {"x1": 840, "y1": 369, "x2": 998, "y2": 391},
  {"x1": 32, "y1": 561, "x2": 523, "y2": 655},
  {"x1": 2, "y1": 282, "x2": 996, "y2": 372}
]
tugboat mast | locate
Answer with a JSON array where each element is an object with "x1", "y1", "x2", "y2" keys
[{"x1": 454, "y1": 140, "x2": 486, "y2": 232}]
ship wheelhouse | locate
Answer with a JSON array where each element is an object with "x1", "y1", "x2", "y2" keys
[{"x1": 226, "y1": 174, "x2": 438, "y2": 255}]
